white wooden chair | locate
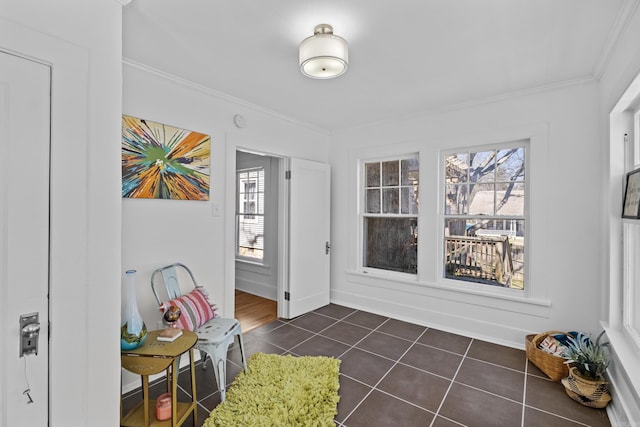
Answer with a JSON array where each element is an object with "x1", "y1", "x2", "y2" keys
[{"x1": 151, "y1": 263, "x2": 247, "y2": 401}]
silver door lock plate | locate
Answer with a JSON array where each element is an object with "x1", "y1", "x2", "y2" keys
[{"x1": 19, "y1": 313, "x2": 40, "y2": 357}]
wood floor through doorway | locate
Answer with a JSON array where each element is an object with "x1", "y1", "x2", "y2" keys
[{"x1": 235, "y1": 290, "x2": 277, "y2": 333}]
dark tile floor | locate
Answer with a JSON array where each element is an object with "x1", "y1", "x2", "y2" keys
[{"x1": 122, "y1": 304, "x2": 611, "y2": 427}]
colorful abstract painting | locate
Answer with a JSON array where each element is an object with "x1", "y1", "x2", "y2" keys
[{"x1": 122, "y1": 115, "x2": 211, "y2": 200}]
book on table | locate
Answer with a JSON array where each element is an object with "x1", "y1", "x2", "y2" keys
[{"x1": 157, "y1": 328, "x2": 183, "y2": 342}]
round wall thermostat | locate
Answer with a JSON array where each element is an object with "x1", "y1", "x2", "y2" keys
[{"x1": 233, "y1": 114, "x2": 246, "y2": 128}]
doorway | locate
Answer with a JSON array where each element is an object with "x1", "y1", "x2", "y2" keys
[
  {"x1": 234, "y1": 150, "x2": 279, "y2": 331},
  {"x1": 234, "y1": 290, "x2": 277, "y2": 332}
]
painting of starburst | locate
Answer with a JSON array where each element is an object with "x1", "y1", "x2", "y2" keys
[{"x1": 122, "y1": 115, "x2": 211, "y2": 200}]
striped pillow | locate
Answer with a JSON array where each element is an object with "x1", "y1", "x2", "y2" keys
[{"x1": 159, "y1": 287, "x2": 216, "y2": 331}]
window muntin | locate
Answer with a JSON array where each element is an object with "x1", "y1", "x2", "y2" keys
[
  {"x1": 362, "y1": 157, "x2": 419, "y2": 274},
  {"x1": 443, "y1": 144, "x2": 526, "y2": 289},
  {"x1": 236, "y1": 168, "x2": 265, "y2": 260}
]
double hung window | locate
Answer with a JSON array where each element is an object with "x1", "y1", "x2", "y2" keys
[
  {"x1": 362, "y1": 157, "x2": 419, "y2": 274},
  {"x1": 236, "y1": 167, "x2": 265, "y2": 261},
  {"x1": 443, "y1": 142, "x2": 527, "y2": 289}
]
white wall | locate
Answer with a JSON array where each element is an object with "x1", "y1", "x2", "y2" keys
[
  {"x1": 330, "y1": 82, "x2": 604, "y2": 348},
  {"x1": 0, "y1": 1, "x2": 122, "y2": 426},
  {"x1": 121, "y1": 63, "x2": 329, "y2": 390}
]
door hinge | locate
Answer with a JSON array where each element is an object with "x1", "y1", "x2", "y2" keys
[
  {"x1": 285, "y1": 170, "x2": 291, "y2": 180},
  {"x1": 284, "y1": 291, "x2": 290, "y2": 301},
  {"x1": 325, "y1": 241, "x2": 331, "y2": 255}
]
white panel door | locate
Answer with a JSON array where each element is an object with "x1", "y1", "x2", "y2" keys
[
  {"x1": 286, "y1": 158, "x2": 330, "y2": 318},
  {"x1": 0, "y1": 51, "x2": 50, "y2": 425}
]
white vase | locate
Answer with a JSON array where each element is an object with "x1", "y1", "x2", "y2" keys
[{"x1": 120, "y1": 269, "x2": 147, "y2": 350}]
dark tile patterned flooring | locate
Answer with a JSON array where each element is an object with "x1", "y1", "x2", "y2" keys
[{"x1": 121, "y1": 304, "x2": 611, "y2": 427}]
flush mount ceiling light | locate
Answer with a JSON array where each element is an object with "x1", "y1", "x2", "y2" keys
[{"x1": 299, "y1": 24, "x2": 349, "y2": 79}]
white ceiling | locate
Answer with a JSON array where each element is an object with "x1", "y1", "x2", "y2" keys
[{"x1": 123, "y1": 0, "x2": 630, "y2": 132}]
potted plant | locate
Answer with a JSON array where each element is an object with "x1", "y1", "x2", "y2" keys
[{"x1": 561, "y1": 331, "x2": 612, "y2": 408}]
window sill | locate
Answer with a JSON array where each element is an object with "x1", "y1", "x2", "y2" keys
[
  {"x1": 346, "y1": 269, "x2": 551, "y2": 317},
  {"x1": 235, "y1": 258, "x2": 270, "y2": 269},
  {"x1": 359, "y1": 268, "x2": 418, "y2": 281}
]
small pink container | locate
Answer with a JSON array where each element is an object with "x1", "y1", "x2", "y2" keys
[{"x1": 156, "y1": 393, "x2": 172, "y2": 421}]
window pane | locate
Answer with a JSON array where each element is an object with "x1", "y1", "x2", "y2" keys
[
  {"x1": 497, "y1": 148, "x2": 525, "y2": 181},
  {"x1": 257, "y1": 192, "x2": 264, "y2": 215},
  {"x1": 238, "y1": 214, "x2": 264, "y2": 260},
  {"x1": 365, "y1": 217, "x2": 417, "y2": 274},
  {"x1": 365, "y1": 162, "x2": 380, "y2": 187},
  {"x1": 445, "y1": 154, "x2": 468, "y2": 183},
  {"x1": 401, "y1": 187, "x2": 419, "y2": 214},
  {"x1": 382, "y1": 161, "x2": 399, "y2": 186},
  {"x1": 468, "y1": 183, "x2": 495, "y2": 215},
  {"x1": 470, "y1": 150, "x2": 496, "y2": 184},
  {"x1": 445, "y1": 184, "x2": 468, "y2": 215},
  {"x1": 382, "y1": 188, "x2": 399, "y2": 213},
  {"x1": 444, "y1": 218, "x2": 524, "y2": 288},
  {"x1": 401, "y1": 158, "x2": 419, "y2": 185},
  {"x1": 366, "y1": 189, "x2": 380, "y2": 213},
  {"x1": 496, "y1": 182, "x2": 524, "y2": 216}
]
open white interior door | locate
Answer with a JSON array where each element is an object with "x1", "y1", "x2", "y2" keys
[
  {"x1": 0, "y1": 52, "x2": 50, "y2": 425},
  {"x1": 283, "y1": 158, "x2": 331, "y2": 319}
]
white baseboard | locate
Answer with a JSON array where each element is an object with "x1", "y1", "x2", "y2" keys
[
  {"x1": 235, "y1": 279, "x2": 277, "y2": 300},
  {"x1": 330, "y1": 289, "x2": 527, "y2": 349}
]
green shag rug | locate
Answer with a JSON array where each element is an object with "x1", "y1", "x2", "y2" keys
[{"x1": 203, "y1": 352, "x2": 341, "y2": 427}]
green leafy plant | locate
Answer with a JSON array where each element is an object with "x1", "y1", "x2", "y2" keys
[{"x1": 564, "y1": 331, "x2": 609, "y2": 380}]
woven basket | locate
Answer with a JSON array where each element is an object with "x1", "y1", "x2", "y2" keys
[
  {"x1": 525, "y1": 330, "x2": 570, "y2": 381},
  {"x1": 561, "y1": 367, "x2": 612, "y2": 409}
]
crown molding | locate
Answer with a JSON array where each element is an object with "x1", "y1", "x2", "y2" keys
[
  {"x1": 334, "y1": 76, "x2": 597, "y2": 134},
  {"x1": 593, "y1": 0, "x2": 640, "y2": 80},
  {"x1": 122, "y1": 58, "x2": 330, "y2": 136}
]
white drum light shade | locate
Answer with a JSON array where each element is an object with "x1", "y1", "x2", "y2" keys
[{"x1": 299, "y1": 24, "x2": 348, "y2": 79}]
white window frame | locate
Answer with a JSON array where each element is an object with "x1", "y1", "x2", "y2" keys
[
  {"x1": 236, "y1": 167, "x2": 265, "y2": 262},
  {"x1": 440, "y1": 139, "x2": 530, "y2": 295},
  {"x1": 622, "y1": 109, "x2": 640, "y2": 349},
  {"x1": 359, "y1": 154, "x2": 419, "y2": 278}
]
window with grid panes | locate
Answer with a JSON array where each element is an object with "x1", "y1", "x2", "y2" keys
[
  {"x1": 362, "y1": 157, "x2": 419, "y2": 274},
  {"x1": 236, "y1": 168, "x2": 264, "y2": 261},
  {"x1": 443, "y1": 143, "x2": 526, "y2": 289}
]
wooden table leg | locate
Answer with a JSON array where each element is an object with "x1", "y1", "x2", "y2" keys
[
  {"x1": 171, "y1": 357, "x2": 178, "y2": 427},
  {"x1": 120, "y1": 374, "x2": 123, "y2": 424},
  {"x1": 190, "y1": 349, "x2": 197, "y2": 426},
  {"x1": 142, "y1": 375, "x2": 150, "y2": 427}
]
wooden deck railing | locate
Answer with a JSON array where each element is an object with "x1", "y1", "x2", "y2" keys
[{"x1": 445, "y1": 235, "x2": 514, "y2": 287}]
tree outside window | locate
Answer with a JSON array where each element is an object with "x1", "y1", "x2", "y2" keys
[{"x1": 443, "y1": 144, "x2": 526, "y2": 289}]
